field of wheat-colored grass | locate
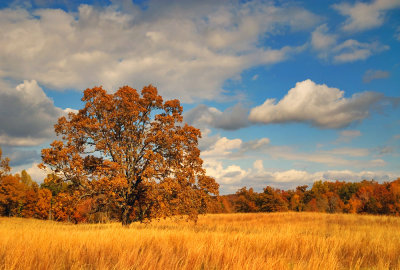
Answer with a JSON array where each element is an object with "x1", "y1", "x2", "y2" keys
[{"x1": 1, "y1": 212, "x2": 400, "y2": 270}]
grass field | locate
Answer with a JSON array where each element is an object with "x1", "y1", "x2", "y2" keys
[{"x1": 1, "y1": 212, "x2": 400, "y2": 270}]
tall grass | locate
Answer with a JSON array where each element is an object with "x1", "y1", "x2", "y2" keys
[{"x1": 1, "y1": 212, "x2": 400, "y2": 269}]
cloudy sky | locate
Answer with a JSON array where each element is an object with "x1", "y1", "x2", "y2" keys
[{"x1": 0, "y1": 0, "x2": 399, "y2": 194}]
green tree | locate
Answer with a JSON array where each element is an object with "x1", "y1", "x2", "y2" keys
[
  {"x1": 21, "y1": 170, "x2": 33, "y2": 187},
  {"x1": 0, "y1": 148, "x2": 10, "y2": 178}
]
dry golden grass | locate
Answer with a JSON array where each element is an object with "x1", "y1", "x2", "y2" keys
[{"x1": 1, "y1": 212, "x2": 400, "y2": 270}]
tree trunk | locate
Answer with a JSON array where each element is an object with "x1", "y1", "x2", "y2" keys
[{"x1": 121, "y1": 206, "x2": 133, "y2": 226}]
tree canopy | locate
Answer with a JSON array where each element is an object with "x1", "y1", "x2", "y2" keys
[
  {"x1": 40, "y1": 85, "x2": 219, "y2": 225},
  {"x1": 0, "y1": 148, "x2": 10, "y2": 178}
]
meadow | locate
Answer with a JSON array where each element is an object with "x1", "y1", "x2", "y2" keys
[{"x1": 1, "y1": 212, "x2": 400, "y2": 270}]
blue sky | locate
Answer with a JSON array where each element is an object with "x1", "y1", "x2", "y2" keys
[{"x1": 0, "y1": 0, "x2": 399, "y2": 194}]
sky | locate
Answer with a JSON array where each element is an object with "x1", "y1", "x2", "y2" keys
[{"x1": 0, "y1": 0, "x2": 399, "y2": 194}]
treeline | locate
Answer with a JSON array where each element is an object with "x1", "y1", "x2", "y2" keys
[
  {"x1": 2, "y1": 150, "x2": 400, "y2": 221},
  {"x1": 0, "y1": 172, "x2": 127, "y2": 223},
  {"x1": 219, "y1": 179, "x2": 400, "y2": 215},
  {"x1": 2, "y1": 170, "x2": 400, "y2": 223}
]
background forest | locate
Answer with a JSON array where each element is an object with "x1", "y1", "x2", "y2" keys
[{"x1": 2, "y1": 148, "x2": 400, "y2": 223}]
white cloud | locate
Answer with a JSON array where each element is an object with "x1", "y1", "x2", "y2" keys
[
  {"x1": 0, "y1": 79, "x2": 64, "y2": 146},
  {"x1": 267, "y1": 146, "x2": 386, "y2": 168},
  {"x1": 0, "y1": 2, "x2": 319, "y2": 102},
  {"x1": 201, "y1": 136, "x2": 270, "y2": 185},
  {"x1": 202, "y1": 137, "x2": 242, "y2": 158},
  {"x1": 248, "y1": 160, "x2": 397, "y2": 184},
  {"x1": 184, "y1": 103, "x2": 249, "y2": 131},
  {"x1": 248, "y1": 162, "x2": 319, "y2": 184},
  {"x1": 322, "y1": 147, "x2": 370, "y2": 157},
  {"x1": 333, "y1": 0, "x2": 400, "y2": 32},
  {"x1": 12, "y1": 162, "x2": 51, "y2": 183},
  {"x1": 336, "y1": 130, "x2": 362, "y2": 143},
  {"x1": 203, "y1": 160, "x2": 247, "y2": 184},
  {"x1": 63, "y1": 108, "x2": 79, "y2": 115},
  {"x1": 249, "y1": 79, "x2": 387, "y2": 129},
  {"x1": 320, "y1": 169, "x2": 397, "y2": 182},
  {"x1": 333, "y1": 40, "x2": 389, "y2": 63},
  {"x1": 311, "y1": 24, "x2": 337, "y2": 51},
  {"x1": 310, "y1": 25, "x2": 389, "y2": 63},
  {"x1": 363, "y1": 69, "x2": 390, "y2": 83},
  {"x1": 253, "y1": 160, "x2": 264, "y2": 171},
  {"x1": 212, "y1": 159, "x2": 398, "y2": 192},
  {"x1": 201, "y1": 136, "x2": 270, "y2": 159},
  {"x1": 198, "y1": 135, "x2": 396, "y2": 191}
]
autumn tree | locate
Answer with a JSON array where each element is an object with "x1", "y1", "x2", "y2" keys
[
  {"x1": 257, "y1": 186, "x2": 288, "y2": 212},
  {"x1": 40, "y1": 85, "x2": 219, "y2": 225},
  {"x1": 0, "y1": 149, "x2": 24, "y2": 216},
  {"x1": 21, "y1": 170, "x2": 34, "y2": 187},
  {"x1": 0, "y1": 174, "x2": 26, "y2": 216},
  {"x1": 0, "y1": 148, "x2": 10, "y2": 178},
  {"x1": 234, "y1": 187, "x2": 259, "y2": 212}
]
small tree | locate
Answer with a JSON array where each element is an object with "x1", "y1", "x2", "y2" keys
[
  {"x1": 0, "y1": 148, "x2": 10, "y2": 178},
  {"x1": 40, "y1": 85, "x2": 219, "y2": 225}
]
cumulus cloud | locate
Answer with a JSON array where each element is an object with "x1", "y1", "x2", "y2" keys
[
  {"x1": 203, "y1": 160, "x2": 247, "y2": 184},
  {"x1": 333, "y1": 0, "x2": 400, "y2": 32},
  {"x1": 201, "y1": 136, "x2": 270, "y2": 159},
  {"x1": 212, "y1": 159, "x2": 399, "y2": 193},
  {"x1": 202, "y1": 137, "x2": 242, "y2": 158},
  {"x1": 12, "y1": 162, "x2": 51, "y2": 183},
  {"x1": 200, "y1": 136, "x2": 270, "y2": 186},
  {"x1": 249, "y1": 79, "x2": 389, "y2": 129},
  {"x1": 0, "y1": 1, "x2": 319, "y2": 102},
  {"x1": 184, "y1": 103, "x2": 249, "y2": 131},
  {"x1": 363, "y1": 69, "x2": 390, "y2": 83},
  {"x1": 248, "y1": 161, "x2": 397, "y2": 185},
  {"x1": 0, "y1": 80, "x2": 65, "y2": 146}
]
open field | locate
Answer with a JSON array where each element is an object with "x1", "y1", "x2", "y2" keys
[{"x1": 1, "y1": 212, "x2": 400, "y2": 270}]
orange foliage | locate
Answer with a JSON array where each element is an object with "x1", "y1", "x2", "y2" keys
[
  {"x1": 40, "y1": 85, "x2": 219, "y2": 225},
  {"x1": 0, "y1": 175, "x2": 25, "y2": 216}
]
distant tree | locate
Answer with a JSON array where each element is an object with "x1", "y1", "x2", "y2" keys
[
  {"x1": 234, "y1": 187, "x2": 258, "y2": 212},
  {"x1": 21, "y1": 170, "x2": 34, "y2": 187},
  {"x1": 325, "y1": 191, "x2": 344, "y2": 213},
  {"x1": 288, "y1": 185, "x2": 309, "y2": 211},
  {"x1": 0, "y1": 148, "x2": 10, "y2": 178},
  {"x1": 21, "y1": 183, "x2": 38, "y2": 218},
  {"x1": 0, "y1": 175, "x2": 25, "y2": 216},
  {"x1": 257, "y1": 186, "x2": 288, "y2": 212},
  {"x1": 40, "y1": 85, "x2": 219, "y2": 225}
]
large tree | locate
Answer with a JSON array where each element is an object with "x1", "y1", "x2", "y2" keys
[{"x1": 40, "y1": 85, "x2": 219, "y2": 225}]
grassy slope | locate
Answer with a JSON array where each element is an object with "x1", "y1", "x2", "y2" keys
[{"x1": 1, "y1": 212, "x2": 400, "y2": 270}]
